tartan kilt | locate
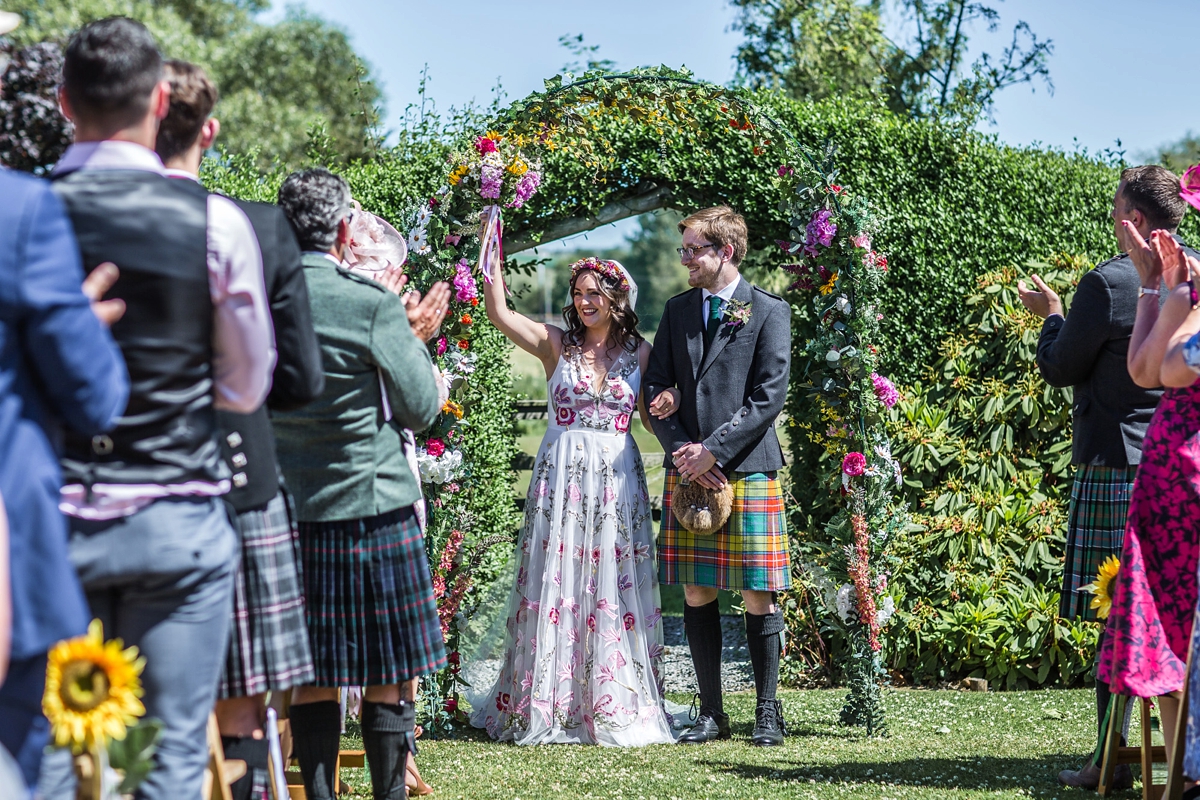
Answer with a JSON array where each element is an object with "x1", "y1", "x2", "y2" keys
[
  {"x1": 299, "y1": 505, "x2": 447, "y2": 686},
  {"x1": 658, "y1": 468, "x2": 791, "y2": 591},
  {"x1": 1059, "y1": 464, "x2": 1138, "y2": 621},
  {"x1": 219, "y1": 492, "x2": 315, "y2": 698}
]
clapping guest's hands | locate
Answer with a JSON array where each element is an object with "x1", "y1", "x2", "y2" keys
[
  {"x1": 648, "y1": 388, "x2": 681, "y2": 419},
  {"x1": 405, "y1": 281, "x2": 452, "y2": 343},
  {"x1": 1017, "y1": 274, "x2": 1063, "y2": 319},
  {"x1": 82, "y1": 262, "x2": 126, "y2": 327},
  {"x1": 1153, "y1": 231, "x2": 1192, "y2": 290},
  {"x1": 1119, "y1": 220, "x2": 1166, "y2": 290},
  {"x1": 378, "y1": 266, "x2": 410, "y2": 296}
]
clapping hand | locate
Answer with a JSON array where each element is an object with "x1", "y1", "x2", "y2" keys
[
  {"x1": 672, "y1": 442, "x2": 727, "y2": 489},
  {"x1": 404, "y1": 281, "x2": 452, "y2": 344},
  {"x1": 82, "y1": 262, "x2": 126, "y2": 327},
  {"x1": 648, "y1": 388, "x2": 681, "y2": 419},
  {"x1": 1016, "y1": 274, "x2": 1063, "y2": 319},
  {"x1": 1151, "y1": 231, "x2": 1193, "y2": 290}
]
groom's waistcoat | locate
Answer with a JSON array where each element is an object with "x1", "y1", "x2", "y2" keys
[
  {"x1": 51, "y1": 169, "x2": 225, "y2": 486},
  {"x1": 645, "y1": 280, "x2": 791, "y2": 473}
]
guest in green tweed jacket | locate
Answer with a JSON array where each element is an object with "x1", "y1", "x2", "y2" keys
[{"x1": 273, "y1": 167, "x2": 451, "y2": 800}]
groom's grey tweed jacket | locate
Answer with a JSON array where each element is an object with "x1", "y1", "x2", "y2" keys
[{"x1": 645, "y1": 278, "x2": 791, "y2": 473}]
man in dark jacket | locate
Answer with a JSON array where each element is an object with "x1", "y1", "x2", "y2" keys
[
  {"x1": 1018, "y1": 164, "x2": 1194, "y2": 789},
  {"x1": 645, "y1": 206, "x2": 792, "y2": 747},
  {"x1": 156, "y1": 60, "x2": 324, "y2": 800}
]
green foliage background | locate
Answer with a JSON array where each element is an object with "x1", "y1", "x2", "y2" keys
[
  {"x1": 205, "y1": 86, "x2": 1200, "y2": 691},
  {"x1": 5, "y1": 0, "x2": 382, "y2": 165}
]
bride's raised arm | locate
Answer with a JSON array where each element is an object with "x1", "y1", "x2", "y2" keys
[{"x1": 481, "y1": 254, "x2": 563, "y2": 378}]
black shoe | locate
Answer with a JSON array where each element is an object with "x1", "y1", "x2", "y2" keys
[
  {"x1": 750, "y1": 699, "x2": 786, "y2": 747},
  {"x1": 678, "y1": 711, "x2": 731, "y2": 743}
]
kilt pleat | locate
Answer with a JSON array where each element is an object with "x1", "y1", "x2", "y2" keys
[
  {"x1": 1059, "y1": 464, "x2": 1138, "y2": 621},
  {"x1": 658, "y1": 469, "x2": 791, "y2": 591},
  {"x1": 299, "y1": 506, "x2": 446, "y2": 686}
]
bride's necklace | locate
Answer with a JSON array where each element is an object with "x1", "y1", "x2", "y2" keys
[{"x1": 577, "y1": 341, "x2": 618, "y2": 395}]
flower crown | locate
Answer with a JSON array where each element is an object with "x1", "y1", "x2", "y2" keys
[{"x1": 569, "y1": 257, "x2": 630, "y2": 293}]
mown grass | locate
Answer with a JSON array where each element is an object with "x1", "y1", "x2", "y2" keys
[{"x1": 338, "y1": 687, "x2": 1140, "y2": 799}]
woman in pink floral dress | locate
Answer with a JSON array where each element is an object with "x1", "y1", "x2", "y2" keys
[
  {"x1": 1099, "y1": 213, "x2": 1200, "y2": 766},
  {"x1": 470, "y1": 255, "x2": 674, "y2": 746}
]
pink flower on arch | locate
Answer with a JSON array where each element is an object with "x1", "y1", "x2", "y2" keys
[
  {"x1": 425, "y1": 438, "x2": 446, "y2": 458},
  {"x1": 871, "y1": 372, "x2": 900, "y2": 408},
  {"x1": 475, "y1": 136, "x2": 498, "y2": 155},
  {"x1": 842, "y1": 452, "x2": 867, "y2": 476}
]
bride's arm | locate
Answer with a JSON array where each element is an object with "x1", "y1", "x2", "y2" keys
[
  {"x1": 637, "y1": 340, "x2": 653, "y2": 431},
  {"x1": 481, "y1": 257, "x2": 562, "y2": 377}
]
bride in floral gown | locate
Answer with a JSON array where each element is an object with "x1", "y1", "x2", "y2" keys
[{"x1": 471, "y1": 255, "x2": 675, "y2": 746}]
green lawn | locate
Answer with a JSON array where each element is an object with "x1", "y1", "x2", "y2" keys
[{"x1": 336, "y1": 688, "x2": 1140, "y2": 799}]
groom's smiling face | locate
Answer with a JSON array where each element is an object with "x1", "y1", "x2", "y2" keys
[{"x1": 680, "y1": 227, "x2": 726, "y2": 290}]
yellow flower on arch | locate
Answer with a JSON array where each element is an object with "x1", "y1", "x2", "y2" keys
[
  {"x1": 43, "y1": 619, "x2": 145, "y2": 752},
  {"x1": 818, "y1": 271, "x2": 839, "y2": 296},
  {"x1": 1081, "y1": 555, "x2": 1120, "y2": 620},
  {"x1": 448, "y1": 165, "x2": 469, "y2": 186},
  {"x1": 442, "y1": 399, "x2": 464, "y2": 420}
]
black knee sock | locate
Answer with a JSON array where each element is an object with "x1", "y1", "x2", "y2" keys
[
  {"x1": 684, "y1": 599, "x2": 724, "y2": 716},
  {"x1": 745, "y1": 608, "x2": 784, "y2": 703},
  {"x1": 221, "y1": 735, "x2": 269, "y2": 800},
  {"x1": 361, "y1": 700, "x2": 416, "y2": 800},
  {"x1": 288, "y1": 701, "x2": 341, "y2": 800}
]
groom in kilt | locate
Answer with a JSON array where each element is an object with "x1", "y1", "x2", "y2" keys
[{"x1": 646, "y1": 206, "x2": 791, "y2": 746}]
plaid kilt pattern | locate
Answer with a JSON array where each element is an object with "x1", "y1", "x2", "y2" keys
[
  {"x1": 299, "y1": 505, "x2": 446, "y2": 686},
  {"x1": 1059, "y1": 464, "x2": 1138, "y2": 621},
  {"x1": 219, "y1": 492, "x2": 315, "y2": 698},
  {"x1": 658, "y1": 469, "x2": 791, "y2": 591}
]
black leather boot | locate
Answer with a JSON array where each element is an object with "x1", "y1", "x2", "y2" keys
[
  {"x1": 677, "y1": 694, "x2": 732, "y2": 744},
  {"x1": 750, "y1": 698, "x2": 786, "y2": 747}
]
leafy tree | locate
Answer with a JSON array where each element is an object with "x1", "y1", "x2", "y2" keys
[
  {"x1": 2, "y1": 0, "x2": 380, "y2": 167},
  {"x1": 731, "y1": 0, "x2": 889, "y2": 103},
  {"x1": 731, "y1": 0, "x2": 1054, "y2": 120},
  {"x1": 1142, "y1": 131, "x2": 1200, "y2": 175},
  {"x1": 558, "y1": 33, "x2": 617, "y2": 76},
  {"x1": 618, "y1": 211, "x2": 690, "y2": 333}
]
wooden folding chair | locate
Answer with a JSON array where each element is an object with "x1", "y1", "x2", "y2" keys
[
  {"x1": 202, "y1": 713, "x2": 240, "y2": 800},
  {"x1": 1161, "y1": 639, "x2": 1194, "y2": 800}
]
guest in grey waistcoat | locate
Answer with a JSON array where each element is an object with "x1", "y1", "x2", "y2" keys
[
  {"x1": 644, "y1": 206, "x2": 791, "y2": 747},
  {"x1": 1017, "y1": 164, "x2": 1195, "y2": 791},
  {"x1": 156, "y1": 60, "x2": 325, "y2": 800}
]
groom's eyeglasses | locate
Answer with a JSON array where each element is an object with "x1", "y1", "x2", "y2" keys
[{"x1": 677, "y1": 243, "x2": 716, "y2": 261}]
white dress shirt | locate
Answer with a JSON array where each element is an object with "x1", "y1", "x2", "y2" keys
[
  {"x1": 700, "y1": 274, "x2": 742, "y2": 326},
  {"x1": 55, "y1": 141, "x2": 276, "y2": 519}
]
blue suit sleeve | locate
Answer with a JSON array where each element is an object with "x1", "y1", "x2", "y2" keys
[{"x1": 19, "y1": 183, "x2": 128, "y2": 434}]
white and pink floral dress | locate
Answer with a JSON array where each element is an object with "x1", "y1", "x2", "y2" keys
[{"x1": 470, "y1": 346, "x2": 674, "y2": 746}]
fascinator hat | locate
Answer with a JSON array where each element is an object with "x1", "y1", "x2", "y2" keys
[
  {"x1": 569, "y1": 256, "x2": 639, "y2": 311},
  {"x1": 1182, "y1": 164, "x2": 1200, "y2": 214},
  {"x1": 342, "y1": 200, "x2": 408, "y2": 276}
]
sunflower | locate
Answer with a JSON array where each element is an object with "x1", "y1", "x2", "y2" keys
[
  {"x1": 447, "y1": 164, "x2": 469, "y2": 186},
  {"x1": 818, "y1": 271, "x2": 840, "y2": 296},
  {"x1": 43, "y1": 619, "x2": 146, "y2": 752},
  {"x1": 1081, "y1": 555, "x2": 1120, "y2": 621}
]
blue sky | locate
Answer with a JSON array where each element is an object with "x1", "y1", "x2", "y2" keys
[{"x1": 274, "y1": 0, "x2": 1200, "y2": 247}]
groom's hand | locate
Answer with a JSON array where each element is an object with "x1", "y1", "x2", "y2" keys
[
  {"x1": 673, "y1": 442, "x2": 718, "y2": 483},
  {"x1": 695, "y1": 465, "x2": 727, "y2": 490},
  {"x1": 649, "y1": 388, "x2": 681, "y2": 419}
]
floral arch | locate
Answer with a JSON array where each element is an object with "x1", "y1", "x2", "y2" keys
[{"x1": 374, "y1": 67, "x2": 905, "y2": 736}]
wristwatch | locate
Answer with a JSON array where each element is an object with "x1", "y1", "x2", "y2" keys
[{"x1": 1139, "y1": 286, "x2": 1160, "y2": 299}]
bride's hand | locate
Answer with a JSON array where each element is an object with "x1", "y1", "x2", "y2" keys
[{"x1": 649, "y1": 388, "x2": 680, "y2": 419}]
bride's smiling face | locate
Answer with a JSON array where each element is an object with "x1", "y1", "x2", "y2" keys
[{"x1": 572, "y1": 272, "x2": 612, "y2": 330}]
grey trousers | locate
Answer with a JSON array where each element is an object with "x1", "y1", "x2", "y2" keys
[{"x1": 39, "y1": 497, "x2": 238, "y2": 800}]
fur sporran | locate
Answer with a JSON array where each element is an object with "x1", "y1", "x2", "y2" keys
[{"x1": 671, "y1": 478, "x2": 734, "y2": 535}]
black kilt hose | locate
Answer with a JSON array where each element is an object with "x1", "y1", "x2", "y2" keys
[{"x1": 299, "y1": 505, "x2": 446, "y2": 686}]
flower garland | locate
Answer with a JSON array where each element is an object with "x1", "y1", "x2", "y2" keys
[{"x1": 776, "y1": 152, "x2": 906, "y2": 735}]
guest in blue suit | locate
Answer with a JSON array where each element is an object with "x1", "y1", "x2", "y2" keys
[{"x1": 0, "y1": 163, "x2": 129, "y2": 791}]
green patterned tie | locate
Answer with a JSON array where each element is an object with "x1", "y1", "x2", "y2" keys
[{"x1": 705, "y1": 295, "x2": 723, "y2": 345}]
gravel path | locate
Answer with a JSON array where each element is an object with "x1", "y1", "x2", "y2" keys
[{"x1": 660, "y1": 613, "x2": 753, "y2": 694}]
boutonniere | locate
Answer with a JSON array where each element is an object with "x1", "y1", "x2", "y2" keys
[{"x1": 722, "y1": 299, "x2": 753, "y2": 329}]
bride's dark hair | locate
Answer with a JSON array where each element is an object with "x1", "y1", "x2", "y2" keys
[{"x1": 561, "y1": 261, "x2": 643, "y2": 353}]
